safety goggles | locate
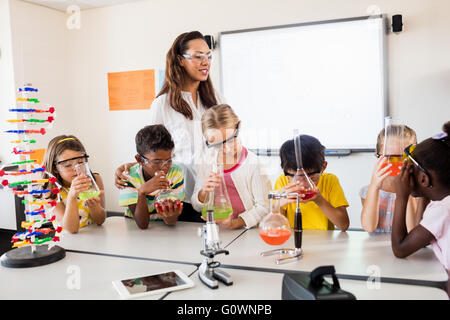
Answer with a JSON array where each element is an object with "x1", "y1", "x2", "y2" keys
[
  {"x1": 284, "y1": 169, "x2": 322, "y2": 178},
  {"x1": 55, "y1": 155, "x2": 89, "y2": 171},
  {"x1": 139, "y1": 154, "x2": 174, "y2": 168},
  {"x1": 403, "y1": 144, "x2": 429, "y2": 176},
  {"x1": 182, "y1": 53, "x2": 213, "y2": 63},
  {"x1": 205, "y1": 124, "x2": 240, "y2": 149}
]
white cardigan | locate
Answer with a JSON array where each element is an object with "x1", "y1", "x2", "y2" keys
[
  {"x1": 148, "y1": 91, "x2": 225, "y2": 201},
  {"x1": 191, "y1": 150, "x2": 272, "y2": 229}
]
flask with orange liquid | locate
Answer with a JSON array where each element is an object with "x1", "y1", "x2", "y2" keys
[
  {"x1": 382, "y1": 117, "x2": 406, "y2": 177},
  {"x1": 259, "y1": 191, "x2": 291, "y2": 245}
]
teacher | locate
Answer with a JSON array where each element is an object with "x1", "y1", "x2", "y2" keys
[{"x1": 115, "y1": 31, "x2": 225, "y2": 203}]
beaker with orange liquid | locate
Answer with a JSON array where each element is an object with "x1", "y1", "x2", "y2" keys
[{"x1": 382, "y1": 117, "x2": 406, "y2": 177}]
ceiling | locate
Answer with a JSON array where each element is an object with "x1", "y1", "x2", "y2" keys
[{"x1": 21, "y1": 0, "x2": 146, "y2": 12}]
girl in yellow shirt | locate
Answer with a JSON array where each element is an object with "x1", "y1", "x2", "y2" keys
[{"x1": 274, "y1": 135, "x2": 349, "y2": 231}]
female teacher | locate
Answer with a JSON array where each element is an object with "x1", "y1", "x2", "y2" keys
[{"x1": 115, "y1": 31, "x2": 224, "y2": 207}]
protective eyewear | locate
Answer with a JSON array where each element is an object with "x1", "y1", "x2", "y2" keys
[
  {"x1": 404, "y1": 144, "x2": 429, "y2": 176},
  {"x1": 205, "y1": 124, "x2": 240, "y2": 149},
  {"x1": 55, "y1": 155, "x2": 89, "y2": 171},
  {"x1": 139, "y1": 154, "x2": 174, "y2": 168},
  {"x1": 182, "y1": 53, "x2": 213, "y2": 63}
]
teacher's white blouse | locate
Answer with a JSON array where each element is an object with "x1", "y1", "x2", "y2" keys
[{"x1": 148, "y1": 91, "x2": 225, "y2": 201}]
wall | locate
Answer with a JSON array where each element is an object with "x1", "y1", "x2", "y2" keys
[
  {"x1": 0, "y1": 0, "x2": 18, "y2": 229},
  {"x1": 3, "y1": 0, "x2": 450, "y2": 229},
  {"x1": 0, "y1": 0, "x2": 72, "y2": 229}
]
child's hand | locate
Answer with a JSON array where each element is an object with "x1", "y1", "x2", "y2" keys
[
  {"x1": 215, "y1": 216, "x2": 245, "y2": 229},
  {"x1": 198, "y1": 172, "x2": 221, "y2": 203},
  {"x1": 68, "y1": 175, "x2": 92, "y2": 199},
  {"x1": 370, "y1": 156, "x2": 392, "y2": 189},
  {"x1": 155, "y1": 199, "x2": 183, "y2": 226},
  {"x1": 279, "y1": 182, "x2": 301, "y2": 207},
  {"x1": 300, "y1": 187, "x2": 321, "y2": 204},
  {"x1": 201, "y1": 172, "x2": 221, "y2": 193},
  {"x1": 394, "y1": 160, "x2": 415, "y2": 199},
  {"x1": 139, "y1": 171, "x2": 170, "y2": 196},
  {"x1": 114, "y1": 162, "x2": 136, "y2": 189},
  {"x1": 84, "y1": 191, "x2": 104, "y2": 209}
]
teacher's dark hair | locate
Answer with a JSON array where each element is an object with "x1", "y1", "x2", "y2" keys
[{"x1": 157, "y1": 31, "x2": 217, "y2": 120}]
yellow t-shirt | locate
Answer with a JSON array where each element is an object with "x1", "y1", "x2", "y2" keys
[{"x1": 274, "y1": 172, "x2": 349, "y2": 230}]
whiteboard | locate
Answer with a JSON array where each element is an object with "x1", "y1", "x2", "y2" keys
[{"x1": 219, "y1": 16, "x2": 387, "y2": 151}]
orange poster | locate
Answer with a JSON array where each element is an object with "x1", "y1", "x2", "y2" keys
[
  {"x1": 20, "y1": 148, "x2": 46, "y2": 166},
  {"x1": 108, "y1": 69, "x2": 155, "y2": 111}
]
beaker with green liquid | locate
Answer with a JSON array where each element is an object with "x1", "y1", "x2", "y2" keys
[
  {"x1": 201, "y1": 164, "x2": 233, "y2": 220},
  {"x1": 74, "y1": 162, "x2": 100, "y2": 200}
]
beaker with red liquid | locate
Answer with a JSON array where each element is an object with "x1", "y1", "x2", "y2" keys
[
  {"x1": 259, "y1": 191, "x2": 291, "y2": 246},
  {"x1": 290, "y1": 168, "x2": 319, "y2": 201}
]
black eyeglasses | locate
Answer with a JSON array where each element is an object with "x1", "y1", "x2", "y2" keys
[
  {"x1": 284, "y1": 169, "x2": 322, "y2": 178},
  {"x1": 376, "y1": 152, "x2": 404, "y2": 158},
  {"x1": 205, "y1": 124, "x2": 240, "y2": 148},
  {"x1": 54, "y1": 155, "x2": 89, "y2": 171}
]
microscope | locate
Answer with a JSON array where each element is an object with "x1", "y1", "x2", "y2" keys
[{"x1": 198, "y1": 209, "x2": 233, "y2": 289}]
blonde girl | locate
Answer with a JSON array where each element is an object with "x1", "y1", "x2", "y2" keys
[
  {"x1": 191, "y1": 104, "x2": 272, "y2": 229},
  {"x1": 360, "y1": 125, "x2": 424, "y2": 233}
]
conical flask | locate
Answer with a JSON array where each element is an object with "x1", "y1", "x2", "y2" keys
[
  {"x1": 201, "y1": 164, "x2": 233, "y2": 220},
  {"x1": 291, "y1": 132, "x2": 319, "y2": 201},
  {"x1": 259, "y1": 191, "x2": 291, "y2": 245},
  {"x1": 74, "y1": 162, "x2": 100, "y2": 200},
  {"x1": 382, "y1": 116, "x2": 406, "y2": 177},
  {"x1": 290, "y1": 167, "x2": 319, "y2": 201}
]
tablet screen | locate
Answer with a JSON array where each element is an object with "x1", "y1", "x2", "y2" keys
[{"x1": 121, "y1": 271, "x2": 186, "y2": 294}]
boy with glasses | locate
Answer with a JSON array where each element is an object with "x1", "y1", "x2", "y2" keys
[
  {"x1": 274, "y1": 135, "x2": 349, "y2": 231},
  {"x1": 119, "y1": 125, "x2": 200, "y2": 229}
]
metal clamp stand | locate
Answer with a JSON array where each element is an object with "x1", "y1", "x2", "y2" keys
[
  {"x1": 198, "y1": 210, "x2": 233, "y2": 289},
  {"x1": 260, "y1": 192, "x2": 303, "y2": 265}
]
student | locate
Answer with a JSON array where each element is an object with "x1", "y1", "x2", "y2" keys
[
  {"x1": 392, "y1": 121, "x2": 450, "y2": 296},
  {"x1": 119, "y1": 125, "x2": 201, "y2": 229},
  {"x1": 42, "y1": 135, "x2": 106, "y2": 234},
  {"x1": 274, "y1": 135, "x2": 350, "y2": 231},
  {"x1": 360, "y1": 125, "x2": 422, "y2": 233},
  {"x1": 114, "y1": 31, "x2": 225, "y2": 203},
  {"x1": 191, "y1": 104, "x2": 272, "y2": 229}
]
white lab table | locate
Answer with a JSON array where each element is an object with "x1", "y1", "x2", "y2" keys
[
  {"x1": 165, "y1": 268, "x2": 448, "y2": 300},
  {"x1": 220, "y1": 228, "x2": 448, "y2": 288},
  {"x1": 0, "y1": 251, "x2": 197, "y2": 300},
  {"x1": 2, "y1": 217, "x2": 448, "y2": 300},
  {"x1": 59, "y1": 216, "x2": 244, "y2": 264}
]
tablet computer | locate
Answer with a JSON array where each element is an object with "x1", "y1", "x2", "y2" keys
[{"x1": 112, "y1": 269, "x2": 194, "y2": 299}]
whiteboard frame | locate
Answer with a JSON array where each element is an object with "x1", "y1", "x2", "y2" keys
[{"x1": 218, "y1": 15, "x2": 388, "y2": 155}]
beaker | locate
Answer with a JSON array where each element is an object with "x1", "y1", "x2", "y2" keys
[
  {"x1": 259, "y1": 191, "x2": 291, "y2": 245},
  {"x1": 74, "y1": 162, "x2": 100, "y2": 200},
  {"x1": 382, "y1": 117, "x2": 406, "y2": 177},
  {"x1": 290, "y1": 168, "x2": 319, "y2": 201},
  {"x1": 155, "y1": 189, "x2": 181, "y2": 212},
  {"x1": 201, "y1": 164, "x2": 233, "y2": 220}
]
